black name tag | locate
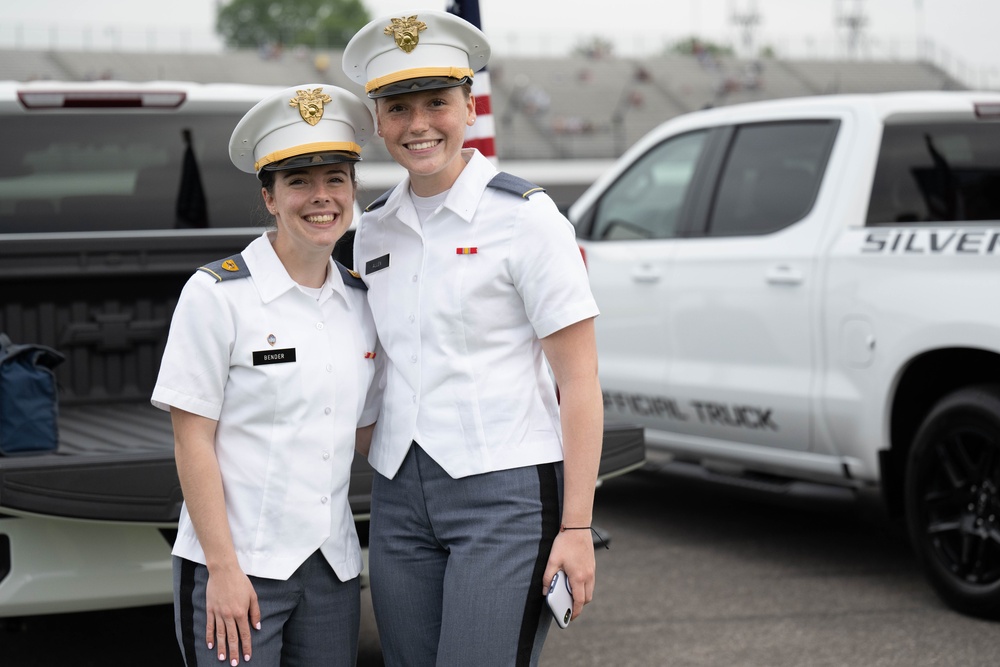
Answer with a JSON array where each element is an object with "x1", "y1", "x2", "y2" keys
[
  {"x1": 365, "y1": 253, "x2": 390, "y2": 275},
  {"x1": 253, "y1": 348, "x2": 296, "y2": 366}
]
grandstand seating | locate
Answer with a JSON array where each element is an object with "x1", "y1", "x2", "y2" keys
[{"x1": 1, "y1": 47, "x2": 964, "y2": 160}]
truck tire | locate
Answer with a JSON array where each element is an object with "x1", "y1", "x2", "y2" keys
[{"x1": 905, "y1": 385, "x2": 1000, "y2": 618}]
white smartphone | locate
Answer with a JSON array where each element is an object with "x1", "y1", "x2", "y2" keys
[{"x1": 546, "y1": 570, "x2": 574, "y2": 629}]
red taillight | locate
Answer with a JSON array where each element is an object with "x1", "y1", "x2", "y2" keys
[{"x1": 17, "y1": 90, "x2": 186, "y2": 109}]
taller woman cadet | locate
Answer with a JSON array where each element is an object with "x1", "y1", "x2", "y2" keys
[{"x1": 343, "y1": 11, "x2": 603, "y2": 666}]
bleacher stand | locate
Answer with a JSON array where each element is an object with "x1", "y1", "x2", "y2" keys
[{"x1": 1, "y1": 47, "x2": 964, "y2": 161}]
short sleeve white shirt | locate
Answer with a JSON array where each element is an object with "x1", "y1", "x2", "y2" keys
[
  {"x1": 152, "y1": 231, "x2": 382, "y2": 581},
  {"x1": 355, "y1": 149, "x2": 599, "y2": 479}
]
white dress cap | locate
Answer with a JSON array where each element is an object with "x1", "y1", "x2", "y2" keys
[
  {"x1": 229, "y1": 84, "x2": 374, "y2": 174},
  {"x1": 342, "y1": 9, "x2": 491, "y2": 98}
]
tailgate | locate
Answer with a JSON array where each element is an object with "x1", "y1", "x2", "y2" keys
[{"x1": 598, "y1": 422, "x2": 645, "y2": 480}]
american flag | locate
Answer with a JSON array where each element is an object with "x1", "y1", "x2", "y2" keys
[{"x1": 446, "y1": 0, "x2": 497, "y2": 164}]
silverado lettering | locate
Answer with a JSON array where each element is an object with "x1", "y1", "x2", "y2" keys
[{"x1": 861, "y1": 229, "x2": 1000, "y2": 255}]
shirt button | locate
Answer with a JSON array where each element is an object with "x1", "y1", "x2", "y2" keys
[
  {"x1": 324, "y1": 407, "x2": 332, "y2": 415},
  {"x1": 412, "y1": 395, "x2": 417, "y2": 404},
  {"x1": 322, "y1": 451, "x2": 330, "y2": 461},
  {"x1": 321, "y1": 496, "x2": 329, "y2": 504},
  {"x1": 326, "y1": 364, "x2": 333, "y2": 372},
  {"x1": 411, "y1": 275, "x2": 418, "y2": 282},
  {"x1": 316, "y1": 322, "x2": 324, "y2": 330},
  {"x1": 410, "y1": 354, "x2": 417, "y2": 363},
  {"x1": 408, "y1": 315, "x2": 415, "y2": 323}
]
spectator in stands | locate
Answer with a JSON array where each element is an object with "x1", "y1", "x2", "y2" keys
[
  {"x1": 552, "y1": 114, "x2": 595, "y2": 134},
  {"x1": 152, "y1": 83, "x2": 381, "y2": 667},
  {"x1": 313, "y1": 52, "x2": 331, "y2": 75},
  {"x1": 343, "y1": 9, "x2": 603, "y2": 667},
  {"x1": 521, "y1": 84, "x2": 551, "y2": 116}
]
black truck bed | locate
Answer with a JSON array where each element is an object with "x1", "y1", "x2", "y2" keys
[
  {"x1": 0, "y1": 404, "x2": 180, "y2": 522},
  {"x1": 0, "y1": 405, "x2": 642, "y2": 524},
  {"x1": 0, "y1": 230, "x2": 643, "y2": 526},
  {"x1": 0, "y1": 402, "x2": 376, "y2": 524}
]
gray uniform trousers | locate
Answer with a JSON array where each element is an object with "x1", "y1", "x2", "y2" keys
[
  {"x1": 173, "y1": 550, "x2": 360, "y2": 666},
  {"x1": 369, "y1": 443, "x2": 562, "y2": 667}
]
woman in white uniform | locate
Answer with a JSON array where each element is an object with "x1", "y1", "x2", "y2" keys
[
  {"x1": 152, "y1": 84, "x2": 381, "y2": 667},
  {"x1": 343, "y1": 11, "x2": 604, "y2": 666}
]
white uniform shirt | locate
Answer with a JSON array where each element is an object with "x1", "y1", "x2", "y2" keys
[
  {"x1": 355, "y1": 149, "x2": 599, "y2": 479},
  {"x1": 152, "y1": 231, "x2": 382, "y2": 581}
]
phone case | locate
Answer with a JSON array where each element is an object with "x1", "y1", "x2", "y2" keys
[{"x1": 546, "y1": 570, "x2": 574, "y2": 629}]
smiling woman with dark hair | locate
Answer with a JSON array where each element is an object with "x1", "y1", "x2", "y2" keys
[{"x1": 152, "y1": 83, "x2": 383, "y2": 667}]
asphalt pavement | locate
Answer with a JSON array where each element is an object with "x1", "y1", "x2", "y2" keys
[
  {"x1": 4, "y1": 452, "x2": 997, "y2": 666},
  {"x1": 539, "y1": 452, "x2": 999, "y2": 666}
]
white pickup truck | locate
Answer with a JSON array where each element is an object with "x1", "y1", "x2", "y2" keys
[{"x1": 570, "y1": 91, "x2": 1000, "y2": 618}]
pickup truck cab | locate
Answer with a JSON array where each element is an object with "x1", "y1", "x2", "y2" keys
[
  {"x1": 570, "y1": 91, "x2": 1000, "y2": 618},
  {"x1": 0, "y1": 80, "x2": 645, "y2": 617}
]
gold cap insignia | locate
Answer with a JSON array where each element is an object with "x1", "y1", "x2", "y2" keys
[
  {"x1": 288, "y1": 88, "x2": 333, "y2": 126},
  {"x1": 384, "y1": 15, "x2": 427, "y2": 53},
  {"x1": 221, "y1": 259, "x2": 240, "y2": 272}
]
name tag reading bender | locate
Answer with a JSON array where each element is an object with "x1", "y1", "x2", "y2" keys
[{"x1": 253, "y1": 348, "x2": 296, "y2": 366}]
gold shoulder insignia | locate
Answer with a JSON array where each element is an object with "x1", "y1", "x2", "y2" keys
[
  {"x1": 199, "y1": 253, "x2": 251, "y2": 283},
  {"x1": 336, "y1": 262, "x2": 368, "y2": 291}
]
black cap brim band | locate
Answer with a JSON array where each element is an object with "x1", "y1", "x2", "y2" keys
[
  {"x1": 368, "y1": 76, "x2": 471, "y2": 99},
  {"x1": 260, "y1": 151, "x2": 361, "y2": 172}
]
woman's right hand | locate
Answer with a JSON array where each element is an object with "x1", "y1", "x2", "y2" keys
[
  {"x1": 205, "y1": 563, "x2": 261, "y2": 665},
  {"x1": 171, "y1": 408, "x2": 260, "y2": 664}
]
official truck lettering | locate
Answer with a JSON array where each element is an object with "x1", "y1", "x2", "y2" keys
[
  {"x1": 690, "y1": 401, "x2": 777, "y2": 431},
  {"x1": 603, "y1": 391, "x2": 690, "y2": 420},
  {"x1": 862, "y1": 229, "x2": 1000, "y2": 255},
  {"x1": 603, "y1": 391, "x2": 778, "y2": 431}
]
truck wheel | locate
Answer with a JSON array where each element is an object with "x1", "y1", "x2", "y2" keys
[{"x1": 905, "y1": 385, "x2": 1000, "y2": 618}]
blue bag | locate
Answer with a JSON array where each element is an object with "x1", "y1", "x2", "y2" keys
[{"x1": 0, "y1": 333, "x2": 66, "y2": 455}]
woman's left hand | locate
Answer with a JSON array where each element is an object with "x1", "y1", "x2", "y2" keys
[
  {"x1": 539, "y1": 318, "x2": 603, "y2": 622},
  {"x1": 543, "y1": 527, "x2": 596, "y2": 621}
]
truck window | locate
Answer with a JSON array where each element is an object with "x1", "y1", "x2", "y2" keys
[
  {"x1": 866, "y1": 122, "x2": 1000, "y2": 225},
  {"x1": 706, "y1": 120, "x2": 838, "y2": 237},
  {"x1": 591, "y1": 130, "x2": 708, "y2": 240},
  {"x1": 0, "y1": 114, "x2": 262, "y2": 233}
]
